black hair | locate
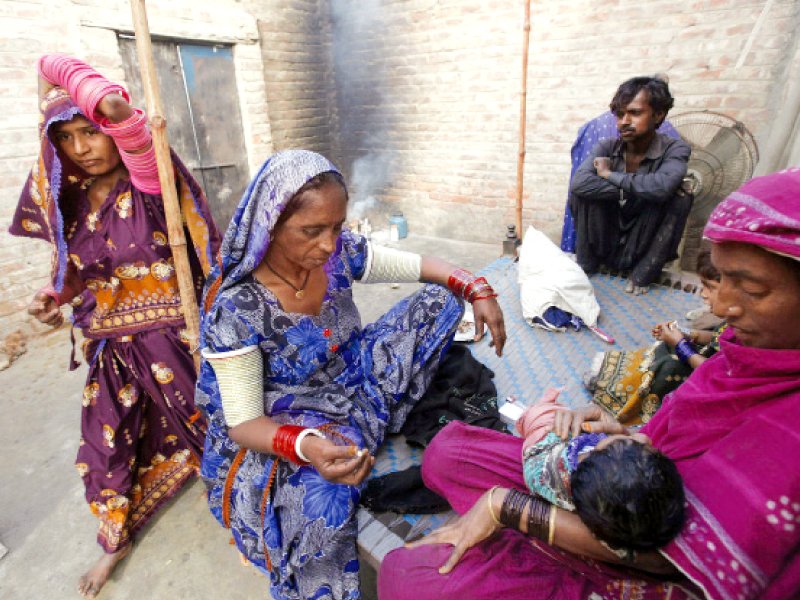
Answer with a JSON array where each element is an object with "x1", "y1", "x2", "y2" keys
[
  {"x1": 274, "y1": 170, "x2": 347, "y2": 230},
  {"x1": 696, "y1": 246, "x2": 720, "y2": 282},
  {"x1": 609, "y1": 77, "x2": 675, "y2": 127},
  {"x1": 571, "y1": 439, "x2": 685, "y2": 553}
]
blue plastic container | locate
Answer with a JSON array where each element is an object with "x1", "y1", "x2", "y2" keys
[{"x1": 388, "y1": 212, "x2": 408, "y2": 239}]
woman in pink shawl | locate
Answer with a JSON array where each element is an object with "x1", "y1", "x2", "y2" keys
[{"x1": 379, "y1": 168, "x2": 800, "y2": 600}]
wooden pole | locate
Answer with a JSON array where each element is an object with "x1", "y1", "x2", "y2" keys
[
  {"x1": 515, "y1": 0, "x2": 531, "y2": 236},
  {"x1": 129, "y1": 0, "x2": 201, "y2": 371}
]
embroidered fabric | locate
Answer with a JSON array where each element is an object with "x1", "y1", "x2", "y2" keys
[{"x1": 360, "y1": 241, "x2": 422, "y2": 284}]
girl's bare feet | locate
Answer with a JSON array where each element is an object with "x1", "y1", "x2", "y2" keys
[{"x1": 77, "y1": 544, "x2": 131, "y2": 598}]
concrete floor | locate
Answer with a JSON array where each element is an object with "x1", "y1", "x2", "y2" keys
[{"x1": 0, "y1": 233, "x2": 501, "y2": 600}]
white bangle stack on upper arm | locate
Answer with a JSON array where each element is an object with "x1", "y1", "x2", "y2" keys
[
  {"x1": 360, "y1": 241, "x2": 422, "y2": 284},
  {"x1": 201, "y1": 345, "x2": 264, "y2": 428}
]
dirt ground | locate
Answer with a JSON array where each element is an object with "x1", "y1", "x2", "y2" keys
[{"x1": 0, "y1": 233, "x2": 501, "y2": 600}]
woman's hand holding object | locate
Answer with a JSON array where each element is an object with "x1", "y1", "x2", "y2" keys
[
  {"x1": 301, "y1": 435, "x2": 374, "y2": 486},
  {"x1": 653, "y1": 320, "x2": 685, "y2": 348}
]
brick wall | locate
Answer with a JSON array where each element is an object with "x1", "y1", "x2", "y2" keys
[
  {"x1": 329, "y1": 0, "x2": 521, "y2": 238},
  {"x1": 252, "y1": 0, "x2": 337, "y2": 159},
  {"x1": 2, "y1": 0, "x2": 799, "y2": 339},
  {"x1": 0, "y1": 0, "x2": 274, "y2": 339},
  {"x1": 0, "y1": 0, "x2": 74, "y2": 341},
  {"x1": 327, "y1": 0, "x2": 800, "y2": 243}
]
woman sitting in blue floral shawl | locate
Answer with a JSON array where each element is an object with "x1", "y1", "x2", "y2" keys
[{"x1": 195, "y1": 150, "x2": 506, "y2": 600}]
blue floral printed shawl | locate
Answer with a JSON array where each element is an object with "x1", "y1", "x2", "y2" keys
[{"x1": 195, "y1": 149, "x2": 462, "y2": 600}]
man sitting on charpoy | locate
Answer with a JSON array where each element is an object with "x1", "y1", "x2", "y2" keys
[{"x1": 569, "y1": 76, "x2": 691, "y2": 295}]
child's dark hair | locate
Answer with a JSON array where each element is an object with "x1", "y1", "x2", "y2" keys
[
  {"x1": 274, "y1": 170, "x2": 347, "y2": 229},
  {"x1": 696, "y1": 246, "x2": 720, "y2": 282},
  {"x1": 571, "y1": 439, "x2": 685, "y2": 554}
]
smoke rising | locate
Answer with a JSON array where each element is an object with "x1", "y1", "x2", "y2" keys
[
  {"x1": 348, "y1": 149, "x2": 392, "y2": 220},
  {"x1": 330, "y1": 0, "x2": 396, "y2": 223}
]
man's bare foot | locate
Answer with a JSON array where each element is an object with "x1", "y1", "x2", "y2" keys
[{"x1": 78, "y1": 545, "x2": 131, "y2": 598}]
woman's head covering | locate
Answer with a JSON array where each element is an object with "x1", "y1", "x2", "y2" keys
[
  {"x1": 202, "y1": 149, "x2": 342, "y2": 312},
  {"x1": 10, "y1": 87, "x2": 219, "y2": 292},
  {"x1": 704, "y1": 167, "x2": 800, "y2": 261},
  {"x1": 9, "y1": 88, "x2": 93, "y2": 290}
]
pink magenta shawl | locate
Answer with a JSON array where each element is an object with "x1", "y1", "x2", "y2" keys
[
  {"x1": 641, "y1": 317, "x2": 800, "y2": 600},
  {"x1": 703, "y1": 167, "x2": 800, "y2": 260},
  {"x1": 642, "y1": 168, "x2": 800, "y2": 599}
]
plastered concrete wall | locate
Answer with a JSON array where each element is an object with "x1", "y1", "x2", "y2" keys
[{"x1": 0, "y1": 0, "x2": 274, "y2": 339}]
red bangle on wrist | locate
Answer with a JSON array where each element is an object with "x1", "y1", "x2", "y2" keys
[
  {"x1": 447, "y1": 268, "x2": 471, "y2": 298},
  {"x1": 448, "y1": 270, "x2": 497, "y2": 303},
  {"x1": 273, "y1": 424, "x2": 307, "y2": 465}
]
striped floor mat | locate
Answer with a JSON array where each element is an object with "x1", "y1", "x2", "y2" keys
[{"x1": 358, "y1": 258, "x2": 701, "y2": 567}]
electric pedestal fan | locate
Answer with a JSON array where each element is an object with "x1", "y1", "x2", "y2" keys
[{"x1": 670, "y1": 111, "x2": 759, "y2": 270}]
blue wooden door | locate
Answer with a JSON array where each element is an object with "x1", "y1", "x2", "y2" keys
[{"x1": 119, "y1": 38, "x2": 249, "y2": 230}]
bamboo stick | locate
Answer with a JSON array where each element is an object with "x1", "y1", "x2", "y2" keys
[
  {"x1": 515, "y1": 0, "x2": 532, "y2": 236},
  {"x1": 129, "y1": 0, "x2": 201, "y2": 371}
]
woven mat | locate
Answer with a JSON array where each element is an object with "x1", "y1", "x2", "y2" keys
[{"x1": 358, "y1": 258, "x2": 701, "y2": 567}]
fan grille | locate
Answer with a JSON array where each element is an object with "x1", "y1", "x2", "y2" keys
[{"x1": 670, "y1": 111, "x2": 758, "y2": 270}]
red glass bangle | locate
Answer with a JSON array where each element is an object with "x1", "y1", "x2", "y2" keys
[
  {"x1": 463, "y1": 278, "x2": 478, "y2": 300},
  {"x1": 465, "y1": 277, "x2": 491, "y2": 302},
  {"x1": 273, "y1": 424, "x2": 307, "y2": 465},
  {"x1": 447, "y1": 268, "x2": 472, "y2": 298},
  {"x1": 472, "y1": 292, "x2": 498, "y2": 302},
  {"x1": 448, "y1": 269, "x2": 497, "y2": 303}
]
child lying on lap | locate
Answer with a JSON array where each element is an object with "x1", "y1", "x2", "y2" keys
[{"x1": 518, "y1": 391, "x2": 685, "y2": 560}]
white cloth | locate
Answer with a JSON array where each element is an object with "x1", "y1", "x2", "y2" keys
[{"x1": 518, "y1": 225, "x2": 600, "y2": 328}]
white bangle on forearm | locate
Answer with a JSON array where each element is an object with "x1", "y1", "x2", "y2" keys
[
  {"x1": 295, "y1": 428, "x2": 324, "y2": 463},
  {"x1": 201, "y1": 346, "x2": 264, "y2": 428},
  {"x1": 360, "y1": 242, "x2": 422, "y2": 284}
]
